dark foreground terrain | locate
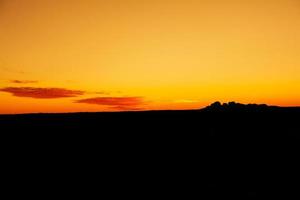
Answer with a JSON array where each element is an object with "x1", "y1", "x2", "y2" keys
[{"x1": 1, "y1": 102, "x2": 300, "y2": 199}]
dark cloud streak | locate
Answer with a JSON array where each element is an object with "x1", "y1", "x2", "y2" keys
[
  {"x1": 10, "y1": 80, "x2": 38, "y2": 84},
  {"x1": 0, "y1": 87, "x2": 84, "y2": 99},
  {"x1": 76, "y1": 97, "x2": 144, "y2": 110}
]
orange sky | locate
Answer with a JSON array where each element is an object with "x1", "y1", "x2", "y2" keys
[{"x1": 0, "y1": 0, "x2": 300, "y2": 114}]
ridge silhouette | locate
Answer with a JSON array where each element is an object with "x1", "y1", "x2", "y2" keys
[
  {"x1": 204, "y1": 101, "x2": 271, "y2": 111},
  {"x1": 1, "y1": 101, "x2": 299, "y2": 199}
]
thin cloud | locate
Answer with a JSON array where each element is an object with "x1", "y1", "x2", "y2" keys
[
  {"x1": 111, "y1": 105, "x2": 144, "y2": 111},
  {"x1": 76, "y1": 97, "x2": 144, "y2": 110},
  {"x1": 0, "y1": 87, "x2": 84, "y2": 99},
  {"x1": 10, "y1": 80, "x2": 38, "y2": 84},
  {"x1": 89, "y1": 91, "x2": 111, "y2": 95}
]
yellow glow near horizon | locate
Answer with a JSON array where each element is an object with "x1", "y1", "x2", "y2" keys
[{"x1": 0, "y1": 0, "x2": 300, "y2": 113}]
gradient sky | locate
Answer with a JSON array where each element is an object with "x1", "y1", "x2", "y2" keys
[{"x1": 1, "y1": 0, "x2": 300, "y2": 114}]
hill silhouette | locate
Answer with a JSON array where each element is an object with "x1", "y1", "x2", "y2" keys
[
  {"x1": 204, "y1": 101, "x2": 273, "y2": 111},
  {"x1": 1, "y1": 102, "x2": 299, "y2": 199}
]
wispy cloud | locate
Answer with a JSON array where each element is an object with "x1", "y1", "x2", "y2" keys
[
  {"x1": 76, "y1": 97, "x2": 144, "y2": 110},
  {"x1": 10, "y1": 80, "x2": 38, "y2": 84},
  {"x1": 0, "y1": 87, "x2": 84, "y2": 99},
  {"x1": 88, "y1": 91, "x2": 111, "y2": 95}
]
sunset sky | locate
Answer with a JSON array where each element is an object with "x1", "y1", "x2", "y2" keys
[{"x1": 1, "y1": 0, "x2": 300, "y2": 114}]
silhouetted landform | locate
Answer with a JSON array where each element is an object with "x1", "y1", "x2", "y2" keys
[
  {"x1": 204, "y1": 101, "x2": 275, "y2": 111},
  {"x1": 1, "y1": 102, "x2": 299, "y2": 199}
]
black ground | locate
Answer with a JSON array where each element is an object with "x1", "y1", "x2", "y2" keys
[{"x1": 1, "y1": 102, "x2": 299, "y2": 198}]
